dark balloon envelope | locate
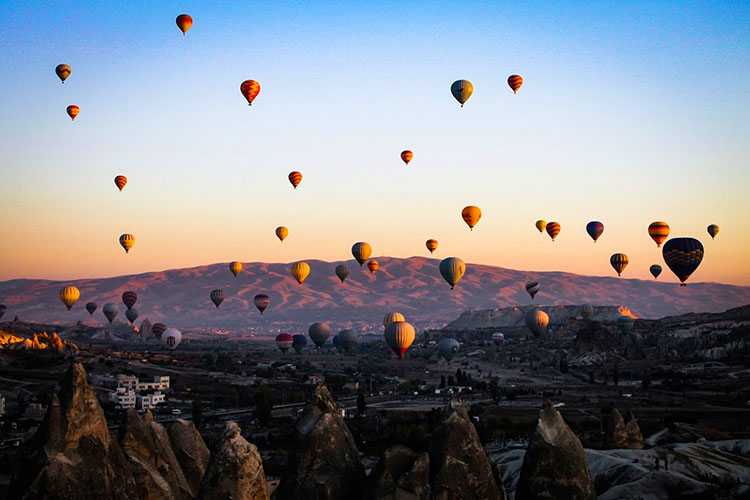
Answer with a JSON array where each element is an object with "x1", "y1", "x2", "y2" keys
[
  {"x1": 152, "y1": 323, "x2": 167, "y2": 339},
  {"x1": 662, "y1": 238, "x2": 704, "y2": 286},
  {"x1": 586, "y1": 221, "x2": 604, "y2": 242},
  {"x1": 122, "y1": 291, "x2": 137, "y2": 309},
  {"x1": 292, "y1": 334, "x2": 307, "y2": 353},
  {"x1": 254, "y1": 294, "x2": 270, "y2": 314},
  {"x1": 85, "y1": 302, "x2": 97, "y2": 315}
]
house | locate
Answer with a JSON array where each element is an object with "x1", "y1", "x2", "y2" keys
[
  {"x1": 110, "y1": 388, "x2": 136, "y2": 409},
  {"x1": 24, "y1": 403, "x2": 47, "y2": 420},
  {"x1": 137, "y1": 391, "x2": 165, "y2": 410}
]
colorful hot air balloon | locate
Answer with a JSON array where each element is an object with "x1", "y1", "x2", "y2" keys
[
  {"x1": 586, "y1": 221, "x2": 604, "y2": 242},
  {"x1": 546, "y1": 222, "x2": 561, "y2": 241},
  {"x1": 335, "y1": 264, "x2": 350, "y2": 283},
  {"x1": 254, "y1": 294, "x2": 270, "y2": 314},
  {"x1": 338, "y1": 330, "x2": 358, "y2": 353},
  {"x1": 610, "y1": 253, "x2": 629, "y2": 276},
  {"x1": 114, "y1": 175, "x2": 127, "y2": 191},
  {"x1": 176, "y1": 14, "x2": 193, "y2": 35},
  {"x1": 152, "y1": 323, "x2": 167, "y2": 339},
  {"x1": 85, "y1": 302, "x2": 97, "y2": 315},
  {"x1": 492, "y1": 332, "x2": 505, "y2": 346},
  {"x1": 367, "y1": 260, "x2": 379, "y2": 275},
  {"x1": 292, "y1": 334, "x2": 307, "y2": 353},
  {"x1": 229, "y1": 261, "x2": 243, "y2": 277},
  {"x1": 240, "y1": 80, "x2": 260, "y2": 106},
  {"x1": 535, "y1": 220, "x2": 547, "y2": 233},
  {"x1": 66, "y1": 105, "x2": 79, "y2": 121},
  {"x1": 55, "y1": 64, "x2": 71, "y2": 84},
  {"x1": 384, "y1": 321, "x2": 415, "y2": 358},
  {"x1": 437, "y1": 338, "x2": 460, "y2": 362},
  {"x1": 707, "y1": 224, "x2": 720, "y2": 240},
  {"x1": 0, "y1": 304, "x2": 6, "y2": 320},
  {"x1": 524, "y1": 309, "x2": 549, "y2": 338},
  {"x1": 579, "y1": 304, "x2": 594, "y2": 320},
  {"x1": 210, "y1": 289, "x2": 225, "y2": 308},
  {"x1": 103, "y1": 303, "x2": 119, "y2": 324},
  {"x1": 650, "y1": 264, "x2": 662, "y2": 280},
  {"x1": 451, "y1": 80, "x2": 473, "y2": 107},
  {"x1": 648, "y1": 222, "x2": 670, "y2": 247},
  {"x1": 290, "y1": 262, "x2": 310, "y2": 285},
  {"x1": 662, "y1": 237, "x2": 704, "y2": 286},
  {"x1": 308, "y1": 322, "x2": 331, "y2": 348},
  {"x1": 59, "y1": 286, "x2": 80, "y2": 310},
  {"x1": 162, "y1": 328, "x2": 182, "y2": 349},
  {"x1": 276, "y1": 333, "x2": 293, "y2": 353},
  {"x1": 119, "y1": 234, "x2": 135, "y2": 253},
  {"x1": 383, "y1": 312, "x2": 405, "y2": 328},
  {"x1": 288, "y1": 171, "x2": 302, "y2": 189},
  {"x1": 425, "y1": 239, "x2": 438, "y2": 254},
  {"x1": 617, "y1": 315, "x2": 634, "y2": 334},
  {"x1": 525, "y1": 281, "x2": 540, "y2": 299},
  {"x1": 401, "y1": 150, "x2": 413, "y2": 166},
  {"x1": 351, "y1": 242, "x2": 372, "y2": 267},
  {"x1": 275, "y1": 226, "x2": 289, "y2": 242},
  {"x1": 121, "y1": 291, "x2": 137, "y2": 309},
  {"x1": 125, "y1": 307, "x2": 139, "y2": 325},
  {"x1": 507, "y1": 74, "x2": 523, "y2": 94},
  {"x1": 439, "y1": 257, "x2": 466, "y2": 290},
  {"x1": 461, "y1": 206, "x2": 481, "y2": 230}
]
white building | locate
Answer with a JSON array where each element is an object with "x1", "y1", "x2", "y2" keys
[
  {"x1": 116, "y1": 374, "x2": 170, "y2": 392},
  {"x1": 110, "y1": 388, "x2": 136, "y2": 409},
  {"x1": 24, "y1": 403, "x2": 47, "y2": 420},
  {"x1": 137, "y1": 391, "x2": 165, "y2": 410}
]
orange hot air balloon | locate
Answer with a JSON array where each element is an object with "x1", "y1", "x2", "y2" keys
[
  {"x1": 229, "y1": 261, "x2": 243, "y2": 277},
  {"x1": 461, "y1": 206, "x2": 482, "y2": 230},
  {"x1": 114, "y1": 175, "x2": 127, "y2": 191},
  {"x1": 426, "y1": 239, "x2": 438, "y2": 254},
  {"x1": 288, "y1": 171, "x2": 302, "y2": 189},
  {"x1": 546, "y1": 222, "x2": 561, "y2": 241},
  {"x1": 119, "y1": 234, "x2": 135, "y2": 253},
  {"x1": 240, "y1": 80, "x2": 260, "y2": 106},
  {"x1": 648, "y1": 221, "x2": 670, "y2": 247},
  {"x1": 507, "y1": 75, "x2": 523, "y2": 94},
  {"x1": 367, "y1": 260, "x2": 379, "y2": 275},
  {"x1": 401, "y1": 150, "x2": 413, "y2": 166},
  {"x1": 176, "y1": 14, "x2": 193, "y2": 35},
  {"x1": 66, "y1": 105, "x2": 79, "y2": 121},
  {"x1": 55, "y1": 64, "x2": 71, "y2": 84}
]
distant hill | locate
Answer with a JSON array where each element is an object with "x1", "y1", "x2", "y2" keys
[{"x1": 0, "y1": 257, "x2": 748, "y2": 333}]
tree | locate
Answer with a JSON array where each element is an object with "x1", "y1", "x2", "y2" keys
[
  {"x1": 439, "y1": 375, "x2": 446, "y2": 389},
  {"x1": 357, "y1": 392, "x2": 366, "y2": 415},
  {"x1": 191, "y1": 397, "x2": 203, "y2": 428},
  {"x1": 255, "y1": 384, "x2": 272, "y2": 427},
  {"x1": 448, "y1": 375, "x2": 455, "y2": 386},
  {"x1": 455, "y1": 369, "x2": 463, "y2": 384},
  {"x1": 642, "y1": 369, "x2": 652, "y2": 390},
  {"x1": 589, "y1": 371, "x2": 595, "y2": 384},
  {"x1": 613, "y1": 366, "x2": 620, "y2": 387},
  {"x1": 560, "y1": 357, "x2": 569, "y2": 374},
  {"x1": 489, "y1": 377, "x2": 499, "y2": 401}
]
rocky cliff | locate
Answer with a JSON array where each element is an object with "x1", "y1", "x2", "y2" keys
[
  {"x1": 602, "y1": 409, "x2": 643, "y2": 450},
  {"x1": 170, "y1": 419, "x2": 210, "y2": 495}
]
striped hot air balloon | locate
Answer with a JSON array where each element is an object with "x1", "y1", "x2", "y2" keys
[
  {"x1": 55, "y1": 64, "x2": 71, "y2": 83},
  {"x1": 662, "y1": 238, "x2": 704, "y2": 286},
  {"x1": 650, "y1": 264, "x2": 662, "y2": 280},
  {"x1": 254, "y1": 294, "x2": 270, "y2": 314},
  {"x1": 535, "y1": 220, "x2": 547, "y2": 233},
  {"x1": 525, "y1": 309, "x2": 549, "y2": 338},
  {"x1": 546, "y1": 222, "x2": 561, "y2": 241},
  {"x1": 507, "y1": 74, "x2": 523, "y2": 94},
  {"x1": 210, "y1": 289, "x2": 225, "y2": 308},
  {"x1": 425, "y1": 239, "x2": 438, "y2": 254},
  {"x1": 229, "y1": 261, "x2": 242, "y2": 277},
  {"x1": 276, "y1": 333, "x2": 293, "y2": 353},
  {"x1": 152, "y1": 323, "x2": 167, "y2": 339},
  {"x1": 610, "y1": 253, "x2": 629, "y2": 276},
  {"x1": 367, "y1": 260, "x2": 379, "y2": 275},
  {"x1": 290, "y1": 262, "x2": 310, "y2": 285},
  {"x1": 121, "y1": 291, "x2": 137, "y2": 309},
  {"x1": 66, "y1": 105, "x2": 79, "y2": 121},
  {"x1": 525, "y1": 281, "x2": 540, "y2": 299},
  {"x1": 648, "y1": 222, "x2": 670, "y2": 247},
  {"x1": 275, "y1": 226, "x2": 288, "y2": 242},
  {"x1": 288, "y1": 171, "x2": 302, "y2": 189},
  {"x1": 114, "y1": 175, "x2": 127, "y2": 191},
  {"x1": 401, "y1": 150, "x2": 413, "y2": 166},
  {"x1": 176, "y1": 14, "x2": 193, "y2": 35},
  {"x1": 461, "y1": 206, "x2": 481, "y2": 230},
  {"x1": 240, "y1": 80, "x2": 260, "y2": 105},
  {"x1": 59, "y1": 286, "x2": 80, "y2": 310},
  {"x1": 119, "y1": 234, "x2": 135, "y2": 253},
  {"x1": 579, "y1": 304, "x2": 594, "y2": 320},
  {"x1": 383, "y1": 312, "x2": 405, "y2": 328},
  {"x1": 439, "y1": 257, "x2": 466, "y2": 290},
  {"x1": 451, "y1": 80, "x2": 473, "y2": 107},
  {"x1": 384, "y1": 321, "x2": 415, "y2": 358},
  {"x1": 707, "y1": 224, "x2": 720, "y2": 240},
  {"x1": 351, "y1": 242, "x2": 372, "y2": 267},
  {"x1": 586, "y1": 221, "x2": 604, "y2": 242},
  {"x1": 335, "y1": 264, "x2": 350, "y2": 283}
]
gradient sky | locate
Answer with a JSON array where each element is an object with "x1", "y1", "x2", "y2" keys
[{"x1": 1, "y1": 1, "x2": 748, "y2": 285}]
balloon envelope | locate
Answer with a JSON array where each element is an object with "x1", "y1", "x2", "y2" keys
[
  {"x1": 610, "y1": 253, "x2": 629, "y2": 276},
  {"x1": 650, "y1": 265, "x2": 662, "y2": 280},
  {"x1": 401, "y1": 150, "x2": 413, "y2": 165},
  {"x1": 351, "y1": 242, "x2": 372, "y2": 266},
  {"x1": 707, "y1": 224, "x2": 720, "y2": 240},
  {"x1": 492, "y1": 332, "x2": 505, "y2": 345},
  {"x1": 210, "y1": 289, "x2": 225, "y2": 308},
  {"x1": 229, "y1": 261, "x2": 242, "y2": 277},
  {"x1": 535, "y1": 220, "x2": 547, "y2": 233},
  {"x1": 114, "y1": 175, "x2": 127, "y2": 191},
  {"x1": 367, "y1": 260, "x2": 379, "y2": 274},
  {"x1": 292, "y1": 334, "x2": 307, "y2": 353},
  {"x1": 451, "y1": 80, "x2": 473, "y2": 107},
  {"x1": 338, "y1": 329, "x2": 358, "y2": 353},
  {"x1": 119, "y1": 234, "x2": 135, "y2": 253},
  {"x1": 439, "y1": 257, "x2": 466, "y2": 290},
  {"x1": 121, "y1": 291, "x2": 137, "y2": 309},
  {"x1": 85, "y1": 302, "x2": 97, "y2": 315},
  {"x1": 662, "y1": 237, "x2": 704, "y2": 285},
  {"x1": 176, "y1": 14, "x2": 193, "y2": 34},
  {"x1": 254, "y1": 294, "x2": 270, "y2": 314},
  {"x1": 507, "y1": 74, "x2": 523, "y2": 93},
  {"x1": 617, "y1": 315, "x2": 634, "y2": 333},
  {"x1": 240, "y1": 80, "x2": 260, "y2": 105},
  {"x1": 437, "y1": 338, "x2": 460, "y2": 362},
  {"x1": 290, "y1": 262, "x2": 310, "y2": 285},
  {"x1": 383, "y1": 312, "x2": 405, "y2": 328},
  {"x1": 152, "y1": 323, "x2": 166, "y2": 339},
  {"x1": 461, "y1": 206, "x2": 481, "y2": 230},
  {"x1": 648, "y1": 222, "x2": 670, "y2": 247},
  {"x1": 579, "y1": 304, "x2": 594, "y2": 320},
  {"x1": 59, "y1": 286, "x2": 80, "y2": 310},
  {"x1": 384, "y1": 321, "x2": 415, "y2": 358},
  {"x1": 525, "y1": 281, "x2": 540, "y2": 299},
  {"x1": 332, "y1": 335, "x2": 344, "y2": 353},
  {"x1": 55, "y1": 64, "x2": 71, "y2": 83},
  {"x1": 66, "y1": 105, "x2": 79, "y2": 121},
  {"x1": 546, "y1": 222, "x2": 561, "y2": 241},
  {"x1": 335, "y1": 265, "x2": 350, "y2": 283},
  {"x1": 425, "y1": 239, "x2": 438, "y2": 254},
  {"x1": 288, "y1": 171, "x2": 302, "y2": 189},
  {"x1": 308, "y1": 322, "x2": 331, "y2": 348},
  {"x1": 276, "y1": 333, "x2": 293, "y2": 353},
  {"x1": 586, "y1": 221, "x2": 604, "y2": 242},
  {"x1": 125, "y1": 308, "x2": 138, "y2": 324},
  {"x1": 275, "y1": 226, "x2": 289, "y2": 242},
  {"x1": 162, "y1": 328, "x2": 182, "y2": 349},
  {"x1": 103, "y1": 303, "x2": 119, "y2": 324},
  {"x1": 524, "y1": 309, "x2": 549, "y2": 338}
]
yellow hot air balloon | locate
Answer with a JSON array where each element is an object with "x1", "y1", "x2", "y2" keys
[
  {"x1": 367, "y1": 260, "x2": 379, "y2": 274},
  {"x1": 59, "y1": 286, "x2": 80, "y2": 310},
  {"x1": 451, "y1": 80, "x2": 473, "y2": 107},
  {"x1": 384, "y1": 321, "x2": 415, "y2": 358},
  {"x1": 383, "y1": 312, "x2": 405, "y2": 328},
  {"x1": 461, "y1": 206, "x2": 482, "y2": 230},
  {"x1": 535, "y1": 220, "x2": 547, "y2": 233},
  {"x1": 290, "y1": 261, "x2": 310, "y2": 285},
  {"x1": 351, "y1": 242, "x2": 372, "y2": 267},
  {"x1": 55, "y1": 64, "x2": 71, "y2": 84},
  {"x1": 610, "y1": 253, "x2": 629, "y2": 277},
  {"x1": 119, "y1": 234, "x2": 135, "y2": 253},
  {"x1": 275, "y1": 226, "x2": 289, "y2": 242},
  {"x1": 229, "y1": 261, "x2": 243, "y2": 277},
  {"x1": 425, "y1": 239, "x2": 438, "y2": 254}
]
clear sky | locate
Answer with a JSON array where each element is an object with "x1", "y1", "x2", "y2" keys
[{"x1": 1, "y1": 1, "x2": 748, "y2": 285}]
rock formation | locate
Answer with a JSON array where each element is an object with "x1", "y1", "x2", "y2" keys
[
  {"x1": 170, "y1": 419, "x2": 210, "y2": 495},
  {"x1": 8, "y1": 362, "x2": 138, "y2": 500},
  {"x1": 198, "y1": 421, "x2": 269, "y2": 500},
  {"x1": 368, "y1": 445, "x2": 430, "y2": 500},
  {"x1": 623, "y1": 411, "x2": 644, "y2": 450},
  {"x1": 602, "y1": 408, "x2": 643, "y2": 450},
  {"x1": 517, "y1": 400, "x2": 596, "y2": 500},
  {"x1": 275, "y1": 385, "x2": 364, "y2": 500}
]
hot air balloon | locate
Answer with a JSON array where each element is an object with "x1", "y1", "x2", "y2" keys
[
  {"x1": 384, "y1": 321, "x2": 415, "y2": 358},
  {"x1": 586, "y1": 221, "x2": 604, "y2": 242},
  {"x1": 85, "y1": 302, "x2": 97, "y2": 315},
  {"x1": 119, "y1": 234, "x2": 135, "y2": 253},
  {"x1": 401, "y1": 150, "x2": 413, "y2": 166},
  {"x1": 308, "y1": 322, "x2": 331, "y2": 348},
  {"x1": 290, "y1": 262, "x2": 310, "y2": 285},
  {"x1": 662, "y1": 238, "x2": 704, "y2": 286},
  {"x1": 507, "y1": 74, "x2": 523, "y2": 94},
  {"x1": 210, "y1": 289, "x2": 225, "y2": 308},
  {"x1": 437, "y1": 338, "x2": 460, "y2": 362},
  {"x1": 650, "y1": 264, "x2": 662, "y2": 280},
  {"x1": 59, "y1": 286, "x2": 80, "y2": 310},
  {"x1": 114, "y1": 175, "x2": 127, "y2": 191},
  {"x1": 648, "y1": 222, "x2": 670, "y2": 247},
  {"x1": 351, "y1": 242, "x2": 372, "y2": 267},
  {"x1": 176, "y1": 14, "x2": 193, "y2": 35},
  {"x1": 125, "y1": 308, "x2": 139, "y2": 325},
  {"x1": 492, "y1": 332, "x2": 505, "y2": 346},
  {"x1": 617, "y1": 315, "x2": 634, "y2": 334},
  {"x1": 610, "y1": 253, "x2": 629, "y2": 276},
  {"x1": 546, "y1": 222, "x2": 561, "y2": 241},
  {"x1": 707, "y1": 224, "x2": 720, "y2": 240},
  {"x1": 524, "y1": 309, "x2": 549, "y2": 338},
  {"x1": 276, "y1": 333, "x2": 293, "y2": 353},
  {"x1": 332, "y1": 335, "x2": 344, "y2": 353},
  {"x1": 461, "y1": 206, "x2": 481, "y2": 230},
  {"x1": 288, "y1": 171, "x2": 302, "y2": 189},
  {"x1": 451, "y1": 80, "x2": 473, "y2": 107},
  {"x1": 0, "y1": 304, "x2": 6, "y2": 320},
  {"x1": 426, "y1": 239, "x2": 438, "y2": 254},
  {"x1": 439, "y1": 257, "x2": 466, "y2": 290},
  {"x1": 535, "y1": 220, "x2": 547, "y2": 233},
  {"x1": 229, "y1": 261, "x2": 243, "y2": 277},
  {"x1": 162, "y1": 328, "x2": 182, "y2": 349},
  {"x1": 254, "y1": 294, "x2": 270, "y2": 314},
  {"x1": 103, "y1": 303, "x2": 119, "y2": 324},
  {"x1": 152, "y1": 323, "x2": 166, "y2": 339},
  {"x1": 338, "y1": 329, "x2": 358, "y2": 353},
  {"x1": 275, "y1": 226, "x2": 288, "y2": 242},
  {"x1": 579, "y1": 304, "x2": 594, "y2": 320},
  {"x1": 55, "y1": 64, "x2": 71, "y2": 84},
  {"x1": 367, "y1": 260, "x2": 379, "y2": 275},
  {"x1": 335, "y1": 264, "x2": 350, "y2": 283},
  {"x1": 383, "y1": 312, "x2": 405, "y2": 328},
  {"x1": 292, "y1": 334, "x2": 307, "y2": 353},
  {"x1": 240, "y1": 80, "x2": 260, "y2": 106},
  {"x1": 525, "y1": 281, "x2": 540, "y2": 299},
  {"x1": 66, "y1": 105, "x2": 79, "y2": 121},
  {"x1": 121, "y1": 291, "x2": 137, "y2": 309}
]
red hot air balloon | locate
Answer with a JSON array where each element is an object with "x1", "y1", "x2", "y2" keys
[
  {"x1": 240, "y1": 80, "x2": 260, "y2": 105},
  {"x1": 121, "y1": 291, "x2": 138, "y2": 309},
  {"x1": 288, "y1": 171, "x2": 302, "y2": 189},
  {"x1": 66, "y1": 105, "x2": 79, "y2": 121},
  {"x1": 176, "y1": 14, "x2": 193, "y2": 35},
  {"x1": 401, "y1": 150, "x2": 413, "y2": 166},
  {"x1": 276, "y1": 333, "x2": 293, "y2": 353},
  {"x1": 507, "y1": 75, "x2": 523, "y2": 94},
  {"x1": 152, "y1": 323, "x2": 166, "y2": 339},
  {"x1": 254, "y1": 294, "x2": 270, "y2": 314}
]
